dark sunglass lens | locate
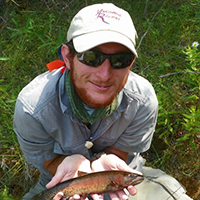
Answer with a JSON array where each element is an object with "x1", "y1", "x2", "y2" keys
[
  {"x1": 124, "y1": 54, "x2": 135, "y2": 65},
  {"x1": 77, "y1": 51, "x2": 104, "y2": 67},
  {"x1": 111, "y1": 55, "x2": 124, "y2": 68},
  {"x1": 111, "y1": 54, "x2": 134, "y2": 69}
]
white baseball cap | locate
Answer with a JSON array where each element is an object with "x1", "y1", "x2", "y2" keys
[{"x1": 67, "y1": 3, "x2": 138, "y2": 57}]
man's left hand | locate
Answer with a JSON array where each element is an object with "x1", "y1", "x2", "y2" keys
[{"x1": 91, "y1": 154, "x2": 138, "y2": 200}]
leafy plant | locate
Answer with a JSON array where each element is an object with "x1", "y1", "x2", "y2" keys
[
  {"x1": 179, "y1": 106, "x2": 200, "y2": 148},
  {"x1": 177, "y1": 43, "x2": 200, "y2": 148},
  {"x1": 0, "y1": 187, "x2": 15, "y2": 200}
]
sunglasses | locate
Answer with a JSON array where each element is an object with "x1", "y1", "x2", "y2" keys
[{"x1": 76, "y1": 50, "x2": 135, "y2": 69}]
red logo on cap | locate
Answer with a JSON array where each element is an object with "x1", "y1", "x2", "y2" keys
[
  {"x1": 96, "y1": 9, "x2": 121, "y2": 24},
  {"x1": 96, "y1": 9, "x2": 109, "y2": 24}
]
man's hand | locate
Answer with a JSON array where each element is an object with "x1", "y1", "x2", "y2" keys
[
  {"x1": 46, "y1": 154, "x2": 91, "y2": 200},
  {"x1": 91, "y1": 154, "x2": 138, "y2": 200}
]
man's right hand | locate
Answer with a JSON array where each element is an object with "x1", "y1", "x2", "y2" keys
[{"x1": 45, "y1": 154, "x2": 91, "y2": 200}]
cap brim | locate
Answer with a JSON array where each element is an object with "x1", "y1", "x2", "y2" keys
[{"x1": 72, "y1": 31, "x2": 138, "y2": 57}]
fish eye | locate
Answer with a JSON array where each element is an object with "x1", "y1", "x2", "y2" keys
[{"x1": 128, "y1": 174, "x2": 134, "y2": 178}]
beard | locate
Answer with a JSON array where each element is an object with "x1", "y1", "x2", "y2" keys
[{"x1": 69, "y1": 65, "x2": 122, "y2": 108}]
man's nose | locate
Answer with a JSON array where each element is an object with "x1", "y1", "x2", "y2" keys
[{"x1": 96, "y1": 59, "x2": 113, "y2": 81}]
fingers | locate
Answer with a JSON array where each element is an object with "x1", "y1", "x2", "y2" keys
[
  {"x1": 127, "y1": 185, "x2": 137, "y2": 196},
  {"x1": 46, "y1": 169, "x2": 64, "y2": 189},
  {"x1": 109, "y1": 191, "x2": 128, "y2": 200},
  {"x1": 69, "y1": 194, "x2": 89, "y2": 200},
  {"x1": 46, "y1": 159, "x2": 71, "y2": 189},
  {"x1": 69, "y1": 194, "x2": 82, "y2": 200},
  {"x1": 53, "y1": 193, "x2": 90, "y2": 200},
  {"x1": 90, "y1": 193, "x2": 104, "y2": 200},
  {"x1": 109, "y1": 186, "x2": 137, "y2": 200},
  {"x1": 46, "y1": 175, "x2": 61, "y2": 189},
  {"x1": 53, "y1": 192, "x2": 64, "y2": 200}
]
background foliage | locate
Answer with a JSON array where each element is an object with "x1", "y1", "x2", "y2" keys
[{"x1": 0, "y1": 0, "x2": 200, "y2": 199}]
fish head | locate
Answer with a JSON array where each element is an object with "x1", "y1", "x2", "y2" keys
[{"x1": 123, "y1": 172, "x2": 144, "y2": 186}]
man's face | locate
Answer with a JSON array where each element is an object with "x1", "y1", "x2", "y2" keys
[{"x1": 69, "y1": 43, "x2": 134, "y2": 108}]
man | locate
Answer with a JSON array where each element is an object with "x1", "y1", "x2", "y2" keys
[{"x1": 13, "y1": 3, "x2": 192, "y2": 200}]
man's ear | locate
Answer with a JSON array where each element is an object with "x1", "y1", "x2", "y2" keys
[{"x1": 61, "y1": 44, "x2": 72, "y2": 70}]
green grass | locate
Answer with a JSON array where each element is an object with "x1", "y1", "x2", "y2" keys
[{"x1": 0, "y1": 0, "x2": 200, "y2": 199}]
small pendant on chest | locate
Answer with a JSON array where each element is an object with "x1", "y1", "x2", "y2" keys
[{"x1": 85, "y1": 138, "x2": 94, "y2": 149}]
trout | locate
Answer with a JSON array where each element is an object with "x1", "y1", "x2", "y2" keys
[{"x1": 32, "y1": 170, "x2": 144, "y2": 200}]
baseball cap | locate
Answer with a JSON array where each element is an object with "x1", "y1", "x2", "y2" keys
[{"x1": 67, "y1": 3, "x2": 138, "y2": 57}]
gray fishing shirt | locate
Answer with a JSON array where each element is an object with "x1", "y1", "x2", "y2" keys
[{"x1": 13, "y1": 67, "x2": 158, "y2": 186}]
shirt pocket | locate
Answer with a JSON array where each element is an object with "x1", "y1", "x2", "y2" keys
[{"x1": 53, "y1": 140, "x2": 90, "y2": 158}]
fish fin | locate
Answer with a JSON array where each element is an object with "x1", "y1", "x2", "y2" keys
[
  {"x1": 111, "y1": 180, "x2": 119, "y2": 187},
  {"x1": 77, "y1": 171, "x2": 88, "y2": 177}
]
